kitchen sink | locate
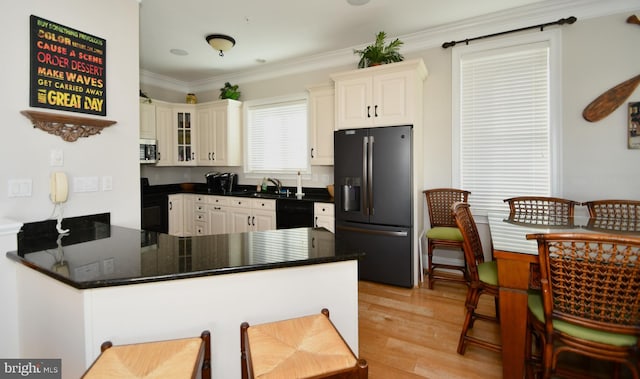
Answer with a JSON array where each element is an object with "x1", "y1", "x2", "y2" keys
[{"x1": 231, "y1": 191, "x2": 288, "y2": 199}]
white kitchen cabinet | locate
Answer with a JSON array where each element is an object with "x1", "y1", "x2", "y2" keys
[
  {"x1": 139, "y1": 101, "x2": 156, "y2": 139},
  {"x1": 227, "y1": 198, "x2": 253, "y2": 233},
  {"x1": 207, "y1": 196, "x2": 230, "y2": 235},
  {"x1": 183, "y1": 194, "x2": 195, "y2": 236},
  {"x1": 173, "y1": 106, "x2": 197, "y2": 166},
  {"x1": 250, "y1": 199, "x2": 277, "y2": 231},
  {"x1": 331, "y1": 59, "x2": 427, "y2": 129},
  {"x1": 168, "y1": 194, "x2": 184, "y2": 236},
  {"x1": 314, "y1": 202, "x2": 335, "y2": 233},
  {"x1": 193, "y1": 194, "x2": 208, "y2": 235},
  {"x1": 169, "y1": 194, "x2": 196, "y2": 236},
  {"x1": 307, "y1": 85, "x2": 334, "y2": 165},
  {"x1": 227, "y1": 198, "x2": 276, "y2": 233},
  {"x1": 155, "y1": 102, "x2": 174, "y2": 166},
  {"x1": 196, "y1": 99, "x2": 242, "y2": 166}
]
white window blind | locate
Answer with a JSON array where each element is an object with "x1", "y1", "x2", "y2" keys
[
  {"x1": 456, "y1": 40, "x2": 554, "y2": 214},
  {"x1": 246, "y1": 98, "x2": 308, "y2": 174}
]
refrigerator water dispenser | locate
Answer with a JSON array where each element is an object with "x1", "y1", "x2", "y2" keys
[{"x1": 341, "y1": 177, "x2": 361, "y2": 212}]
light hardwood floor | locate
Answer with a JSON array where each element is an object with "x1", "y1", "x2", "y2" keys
[
  {"x1": 358, "y1": 279, "x2": 502, "y2": 379},
  {"x1": 358, "y1": 279, "x2": 630, "y2": 379}
]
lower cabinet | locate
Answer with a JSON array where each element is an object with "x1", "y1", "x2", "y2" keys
[
  {"x1": 314, "y1": 202, "x2": 335, "y2": 233},
  {"x1": 168, "y1": 194, "x2": 185, "y2": 236},
  {"x1": 169, "y1": 194, "x2": 276, "y2": 236},
  {"x1": 227, "y1": 198, "x2": 276, "y2": 233}
]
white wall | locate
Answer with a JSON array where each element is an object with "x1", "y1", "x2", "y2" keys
[
  {"x1": 562, "y1": 12, "x2": 640, "y2": 202},
  {"x1": 0, "y1": 0, "x2": 140, "y2": 229}
]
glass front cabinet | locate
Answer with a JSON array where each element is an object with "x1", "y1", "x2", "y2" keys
[{"x1": 174, "y1": 107, "x2": 196, "y2": 166}]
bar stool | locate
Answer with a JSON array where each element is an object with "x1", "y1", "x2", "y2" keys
[
  {"x1": 240, "y1": 309, "x2": 367, "y2": 379},
  {"x1": 82, "y1": 330, "x2": 211, "y2": 379}
]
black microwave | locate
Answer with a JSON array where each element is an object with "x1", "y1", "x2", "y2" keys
[{"x1": 140, "y1": 139, "x2": 157, "y2": 163}]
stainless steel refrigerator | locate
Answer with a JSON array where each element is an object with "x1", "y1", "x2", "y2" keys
[{"x1": 334, "y1": 125, "x2": 413, "y2": 288}]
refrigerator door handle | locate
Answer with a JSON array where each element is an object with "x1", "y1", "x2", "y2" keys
[
  {"x1": 336, "y1": 225, "x2": 408, "y2": 237},
  {"x1": 362, "y1": 136, "x2": 369, "y2": 217},
  {"x1": 368, "y1": 135, "x2": 374, "y2": 215}
]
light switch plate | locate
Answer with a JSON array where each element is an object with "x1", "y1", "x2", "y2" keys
[
  {"x1": 50, "y1": 149, "x2": 63, "y2": 166},
  {"x1": 7, "y1": 179, "x2": 32, "y2": 197}
]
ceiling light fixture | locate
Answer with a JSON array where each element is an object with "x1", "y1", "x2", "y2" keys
[{"x1": 206, "y1": 34, "x2": 236, "y2": 57}]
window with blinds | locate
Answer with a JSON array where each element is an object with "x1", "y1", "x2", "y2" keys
[
  {"x1": 245, "y1": 97, "x2": 308, "y2": 174},
  {"x1": 452, "y1": 31, "x2": 561, "y2": 214}
]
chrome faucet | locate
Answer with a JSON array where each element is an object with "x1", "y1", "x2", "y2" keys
[{"x1": 267, "y1": 178, "x2": 282, "y2": 193}]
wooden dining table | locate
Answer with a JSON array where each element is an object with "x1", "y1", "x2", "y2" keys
[{"x1": 487, "y1": 212, "x2": 640, "y2": 379}]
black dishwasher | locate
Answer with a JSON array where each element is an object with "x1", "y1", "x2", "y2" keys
[{"x1": 276, "y1": 199, "x2": 314, "y2": 229}]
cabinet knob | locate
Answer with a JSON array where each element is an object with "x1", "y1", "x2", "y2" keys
[
  {"x1": 367, "y1": 105, "x2": 371, "y2": 118},
  {"x1": 310, "y1": 148, "x2": 315, "y2": 158},
  {"x1": 374, "y1": 105, "x2": 378, "y2": 117}
]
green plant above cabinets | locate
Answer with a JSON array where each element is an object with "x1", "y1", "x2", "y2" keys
[
  {"x1": 219, "y1": 82, "x2": 241, "y2": 100},
  {"x1": 353, "y1": 31, "x2": 404, "y2": 69}
]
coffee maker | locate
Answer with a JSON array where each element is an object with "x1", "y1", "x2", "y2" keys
[{"x1": 205, "y1": 172, "x2": 237, "y2": 194}]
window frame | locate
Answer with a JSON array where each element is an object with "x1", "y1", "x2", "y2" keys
[
  {"x1": 451, "y1": 29, "x2": 563, "y2": 215},
  {"x1": 243, "y1": 93, "x2": 310, "y2": 179}
]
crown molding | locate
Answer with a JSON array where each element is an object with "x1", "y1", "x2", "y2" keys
[{"x1": 140, "y1": 0, "x2": 639, "y2": 93}]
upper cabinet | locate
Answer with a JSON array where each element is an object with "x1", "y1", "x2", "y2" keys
[
  {"x1": 173, "y1": 106, "x2": 197, "y2": 166},
  {"x1": 150, "y1": 99, "x2": 242, "y2": 167},
  {"x1": 139, "y1": 101, "x2": 156, "y2": 139},
  {"x1": 155, "y1": 102, "x2": 174, "y2": 167},
  {"x1": 331, "y1": 59, "x2": 427, "y2": 130},
  {"x1": 307, "y1": 85, "x2": 334, "y2": 165},
  {"x1": 196, "y1": 99, "x2": 242, "y2": 167}
]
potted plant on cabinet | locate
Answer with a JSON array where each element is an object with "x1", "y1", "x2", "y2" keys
[
  {"x1": 353, "y1": 31, "x2": 404, "y2": 69},
  {"x1": 219, "y1": 82, "x2": 241, "y2": 100}
]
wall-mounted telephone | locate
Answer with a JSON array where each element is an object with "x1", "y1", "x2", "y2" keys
[{"x1": 50, "y1": 171, "x2": 68, "y2": 204}]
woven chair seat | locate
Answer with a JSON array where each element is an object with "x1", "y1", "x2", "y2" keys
[
  {"x1": 246, "y1": 313, "x2": 357, "y2": 378},
  {"x1": 83, "y1": 336, "x2": 205, "y2": 379}
]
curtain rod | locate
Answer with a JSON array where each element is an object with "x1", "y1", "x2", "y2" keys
[{"x1": 442, "y1": 16, "x2": 577, "y2": 49}]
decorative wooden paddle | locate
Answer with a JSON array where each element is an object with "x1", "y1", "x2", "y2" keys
[
  {"x1": 583, "y1": 74, "x2": 640, "y2": 122},
  {"x1": 582, "y1": 15, "x2": 640, "y2": 122}
]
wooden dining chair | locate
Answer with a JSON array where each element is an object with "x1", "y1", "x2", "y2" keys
[
  {"x1": 583, "y1": 199, "x2": 640, "y2": 219},
  {"x1": 452, "y1": 202, "x2": 500, "y2": 355},
  {"x1": 423, "y1": 188, "x2": 471, "y2": 289},
  {"x1": 504, "y1": 196, "x2": 579, "y2": 227},
  {"x1": 504, "y1": 196, "x2": 579, "y2": 216},
  {"x1": 525, "y1": 233, "x2": 640, "y2": 379}
]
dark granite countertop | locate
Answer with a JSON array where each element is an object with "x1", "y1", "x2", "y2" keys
[
  {"x1": 6, "y1": 214, "x2": 359, "y2": 290},
  {"x1": 142, "y1": 182, "x2": 334, "y2": 203}
]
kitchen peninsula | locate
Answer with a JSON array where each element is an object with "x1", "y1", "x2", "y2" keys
[{"x1": 7, "y1": 214, "x2": 361, "y2": 379}]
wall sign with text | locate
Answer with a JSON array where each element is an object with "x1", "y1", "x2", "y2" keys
[{"x1": 29, "y1": 15, "x2": 106, "y2": 116}]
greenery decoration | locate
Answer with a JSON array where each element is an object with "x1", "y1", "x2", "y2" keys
[
  {"x1": 219, "y1": 82, "x2": 241, "y2": 100},
  {"x1": 353, "y1": 31, "x2": 404, "y2": 69}
]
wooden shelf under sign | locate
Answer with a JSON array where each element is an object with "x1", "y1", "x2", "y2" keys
[{"x1": 21, "y1": 110, "x2": 116, "y2": 142}]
